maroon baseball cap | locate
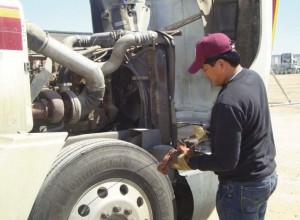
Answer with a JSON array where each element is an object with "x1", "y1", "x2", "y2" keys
[{"x1": 188, "y1": 33, "x2": 233, "y2": 74}]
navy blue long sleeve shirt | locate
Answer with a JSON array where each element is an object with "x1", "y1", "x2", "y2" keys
[{"x1": 188, "y1": 68, "x2": 276, "y2": 182}]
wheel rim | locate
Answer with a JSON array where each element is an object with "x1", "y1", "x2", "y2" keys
[{"x1": 68, "y1": 178, "x2": 153, "y2": 220}]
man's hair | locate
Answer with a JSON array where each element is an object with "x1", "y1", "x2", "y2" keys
[{"x1": 204, "y1": 50, "x2": 240, "y2": 67}]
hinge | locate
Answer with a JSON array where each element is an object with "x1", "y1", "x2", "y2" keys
[{"x1": 24, "y1": 62, "x2": 30, "y2": 73}]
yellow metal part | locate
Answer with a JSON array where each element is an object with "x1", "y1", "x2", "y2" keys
[
  {"x1": 171, "y1": 153, "x2": 192, "y2": 170},
  {"x1": 272, "y1": 0, "x2": 280, "y2": 45}
]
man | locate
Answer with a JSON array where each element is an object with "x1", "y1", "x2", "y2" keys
[{"x1": 158, "y1": 33, "x2": 277, "y2": 220}]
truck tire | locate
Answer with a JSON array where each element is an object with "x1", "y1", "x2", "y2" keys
[{"x1": 29, "y1": 139, "x2": 175, "y2": 220}]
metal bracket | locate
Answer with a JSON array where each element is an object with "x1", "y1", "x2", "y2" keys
[
  {"x1": 162, "y1": 12, "x2": 203, "y2": 31},
  {"x1": 24, "y1": 62, "x2": 30, "y2": 73}
]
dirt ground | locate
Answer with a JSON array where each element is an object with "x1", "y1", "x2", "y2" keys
[{"x1": 208, "y1": 73, "x2": 300, "y2": 220}]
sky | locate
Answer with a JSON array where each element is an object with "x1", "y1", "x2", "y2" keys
[{"x1": 21, "y1": 0, "x2": 299, "y2": 55}]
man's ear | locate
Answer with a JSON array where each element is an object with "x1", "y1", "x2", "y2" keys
[
  {"x1": 217, "y1": 59, "x2": 226, "y2": 67},
  {"x1": 217, "y1": 59, "x2": 229, "y2": 72}
]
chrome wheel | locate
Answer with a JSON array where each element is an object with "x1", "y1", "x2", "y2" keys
[{"x1": 69, "y1": 178, "x2": 152, "y2": 220}]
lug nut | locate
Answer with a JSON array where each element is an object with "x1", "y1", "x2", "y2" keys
[
  {"x1": 124, "y1": 208, "x2": 132, "y2": 215},
  {"x1": 113, "y1": 206, "x2": 121, "y2": 213},
  {"x1": 101, "y1": 212, "x2": 109, "y2": 219}
]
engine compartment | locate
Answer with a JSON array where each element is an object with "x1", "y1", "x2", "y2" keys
[
  {"x1": 30, "y1": 49, "x2": 139, "y2": 134},
  {"x1": 29, "y1": 31, "x2": 174, "y2": 141}
]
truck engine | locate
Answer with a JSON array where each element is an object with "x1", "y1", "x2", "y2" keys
[
  {"x1": 27, "y1": 1, "x2": 176, "y2": 146},
  {"x1": 28, "y1": 27, "x2": 170, "y2": 135}
]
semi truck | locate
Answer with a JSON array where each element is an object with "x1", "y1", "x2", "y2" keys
[
  {"x1": 280, "y1": 53, "x2": 300, "y2": 74},
  {"x1": 272, "y1": 53, "x2": 300, "y2": 74},
  {"x1": 0, "y1": 0, "x2": 277, "y2": 219}
]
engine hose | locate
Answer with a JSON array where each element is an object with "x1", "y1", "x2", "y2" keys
[{"x1": 26, "y1": 20, "x2": 105, "y2": 121}]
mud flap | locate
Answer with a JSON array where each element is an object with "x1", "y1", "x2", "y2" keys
[{"x1": 178, "y1": 170, "x2": 218, "y2": 220}]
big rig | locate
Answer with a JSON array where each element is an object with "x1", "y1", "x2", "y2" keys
[
  {"x1": 0, "y1": 0, "x2": 277, "y2": 219},
  {"x1": 280, "y1": 53, "x2": 300, "y2": 74}
]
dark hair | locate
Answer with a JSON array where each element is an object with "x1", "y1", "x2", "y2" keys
[{"x1": 204, "y1": 50, "x2": 240, "y2": 67}]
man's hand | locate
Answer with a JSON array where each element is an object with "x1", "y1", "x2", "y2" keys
[
  {"x1": 157, "y1": 141, "x2": 194, "y2": 174},
  {"x1": 157, "y1": 148, "x2": 177, "y2": 174},
  {"x1": 157, "y1": 125, "x2": 207, "y2": 174},
  {"x1": 176, "y1": 140, "x2": 194, "y2": 156}
]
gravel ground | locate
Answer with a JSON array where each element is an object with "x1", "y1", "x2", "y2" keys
[{"x1": 208, "y1": 73, "x2": 300, "y2": 220}]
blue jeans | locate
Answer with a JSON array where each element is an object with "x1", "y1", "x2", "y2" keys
[{"x1": 216, "y1": 172, "x2": 278, "y2": 220}]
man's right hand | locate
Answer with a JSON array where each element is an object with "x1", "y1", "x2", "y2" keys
[
  {"x1": 157, "y1": 141, "x2": 194, "y2": 174},
  {"x1": 157, "y1": 148, "x2": 177, "y2": 174}
]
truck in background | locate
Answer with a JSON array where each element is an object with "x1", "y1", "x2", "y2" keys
[
  {"x1": 281, "y1": 53, "x2": 300, "y2": 74},
  {"x1": 272, "y1": 52, "x2": 300, "y2": 74},
  {"x1": 0, "y1": 0, "x2": 276, "y2": 219}
]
